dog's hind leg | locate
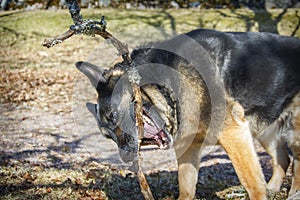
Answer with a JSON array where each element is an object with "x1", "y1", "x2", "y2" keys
[
  {"x1": 256, "y1": 112, "x2": 291, "y2": 193},
  {"x1": 219, "y1": 102, "x2": 267, "y2": 200},
  {"x1": 288, "y1": 109, "x2": 300, "y2": 196},
  {"x1": 290, "y1": 149, "x2": 300, "y2": 196}
]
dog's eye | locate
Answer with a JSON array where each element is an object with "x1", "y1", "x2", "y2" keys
[
  {"x1": 104, "y1": 106, "x2": 111, "y2": 117},
  {"x1": 108, "y1": 111, "x2": 118, "y2": 126}
]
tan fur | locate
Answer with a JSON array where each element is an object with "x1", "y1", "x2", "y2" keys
[
  {"x1": 240, "y1": 92, "x2": 300, "y2": 194},
  {"x1": 176, "y1": 99, "x2": 268, "y2": 200},
  {"x1": 79, "y1": 40, "x2": 299, "y2": 199},
  {"x1": 288, "y1": 108, "x2": 300, "y2": 195},
  {"x1": 176, "y1": 139, "x2": 203, "y2": 200},
  {"x1": 142, "y1": 85, "x2": 178, "y2": 134},
  {"x1": 110, "y1": 56, "x2": 124, "y2": 67},
  {"x1": 252, "y1": 92, "x2": 300, "y2": 195},
  {"x1": 169, "y1": 60, "x2": 270, "y2": 199},
  {"x1": 254, "y1": 111, "x2": 291, "y2": 192},
  {"x1": 218, "y1": 100, "x2": 267, "y2": 200}
]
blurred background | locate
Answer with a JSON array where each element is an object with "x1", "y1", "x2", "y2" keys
[{"x1": 1, "y1": 0, "x2": 299, "y2": 11}]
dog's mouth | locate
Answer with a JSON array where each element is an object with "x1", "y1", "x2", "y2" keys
[{"x1": 141, "y1": 108, "x2": 172, "y2": 149}]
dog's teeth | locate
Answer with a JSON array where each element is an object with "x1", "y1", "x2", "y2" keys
[{"x1": 143, "y1": 115, "x2": 155, "y2": 127}]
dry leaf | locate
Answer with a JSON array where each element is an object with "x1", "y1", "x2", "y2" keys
[{"x1": 0, "y1": 67, "x2": 76, "y2": 113}]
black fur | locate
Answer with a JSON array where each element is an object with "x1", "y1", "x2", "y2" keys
[
  {"x1": 77, "y1": 29, "x2": 300, "y2": 197},
  {"x1": 189, "y1": 29, "x2": 300, "y2": 122},
  {"x1": 132, "y1": 29, "x2": 300, "y2": 123}
]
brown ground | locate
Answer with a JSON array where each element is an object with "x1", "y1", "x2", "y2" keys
[{"x1": 0, "y1": 66, "x2": 292, "y2": 199}]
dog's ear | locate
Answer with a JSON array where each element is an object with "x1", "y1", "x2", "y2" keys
[
  {"x1": 86, "y1": 102, "x2": 97, "y2": 118},
  {"x1": 76, "y1": 61, "x2": 107, "y2": 88}
]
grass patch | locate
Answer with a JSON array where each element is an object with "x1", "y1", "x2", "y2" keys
[
  {"x1": 0, "y1": 161, "x2": 289, "y2": 199},
  {"x1": 0, "y1": 162, "x2": 173, "y2": 199},
  {"x1": 0, "y1": 8, "x2": 299, "y2": 69}
]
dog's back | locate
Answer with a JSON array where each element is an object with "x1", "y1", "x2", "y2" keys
[{"x1": 186, "y1": 29, "x2": 300, "y2": 124}]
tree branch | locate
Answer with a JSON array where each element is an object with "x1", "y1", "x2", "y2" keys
[
  {"x1": 42, "y1": 0, "x2": 130, "y2": 63},
  {"x1": 42, "y1": 1, "x2": 153, "y2": 199},
  {"x1": 42, "y1": 29, "x2": 75, "y2": 48}
]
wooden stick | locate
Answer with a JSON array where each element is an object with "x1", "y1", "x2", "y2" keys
[
  {"x1": 43, "y1": 29, "x2": 75, "y2": 48},
  {"x1": 42, "y1": 1, "x2": 153, "y2": 198},
  {"x1": 136, "y1": 164, "x2": 155, "y2": 200},
  {"x1": 131, "y1": 83, "x2": 155, "y2": 200}
]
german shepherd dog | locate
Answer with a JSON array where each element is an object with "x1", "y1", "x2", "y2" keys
[{"x1": 76, "y1": 29, "x2": 300, "y2": 199}]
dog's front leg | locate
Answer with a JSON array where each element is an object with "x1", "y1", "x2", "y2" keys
[
  {"x1": 175, "y1": 138, "x2": 203, "y2": 200},
  {"x1": 219, "y1": 103, "x2": 267, "y2": 200},
  {"x1": 219, "y1": 130, "x2": 267, "y2": 199}
]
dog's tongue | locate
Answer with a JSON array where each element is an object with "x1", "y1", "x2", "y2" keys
[
  {"x1": 143, "y1": 121, "x2": 169, "y2": 149},
  {"x1": 144, "y1": 123, "x2": 161, "y2": 137}
]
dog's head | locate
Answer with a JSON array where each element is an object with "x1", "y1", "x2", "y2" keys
[{"x1": 76, "y1": 58, "x2": 174, "y2": 163}]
